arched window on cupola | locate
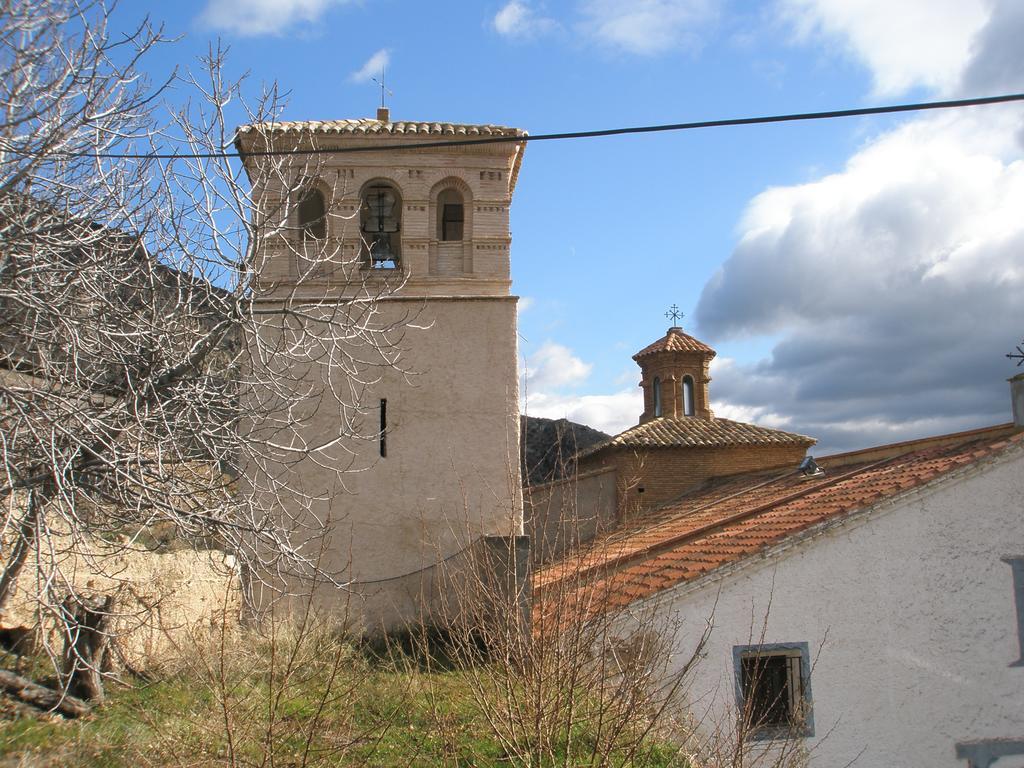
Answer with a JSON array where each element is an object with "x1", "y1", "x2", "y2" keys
[
  {"x1": 298, "y1": 187, "x2": 326, "y2": 240},
  {"x1": 437, "y1": 188, "x2": 465, "y2": 241},
  {"x1": 653, "y1": 376, "x2": 663, "y2": 418},
  {"x1": 682, "y1": 375, "x2": 695, "y2": 417}
]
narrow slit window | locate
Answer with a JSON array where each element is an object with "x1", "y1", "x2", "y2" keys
[
  {"x1": 653, "y1": 377, "x2": 662, "y2": 417},
  {"x1": 1004, "y1": 556, "x2": 1024, "y2": 666},
  {"x1": 379, "y1": 398, "x2": 387, "y2": 458}
]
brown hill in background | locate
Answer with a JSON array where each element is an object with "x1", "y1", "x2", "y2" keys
[{"x1": 520, "y1": 415, "x2": 610, "y2": 487}]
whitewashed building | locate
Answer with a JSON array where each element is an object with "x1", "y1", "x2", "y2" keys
[{"x1": 538, "y1": 379, "x2": 1024, "y2": 767}]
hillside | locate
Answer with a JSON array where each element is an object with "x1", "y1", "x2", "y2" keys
[{"x1": 520, "y1": 415, "x2": 610, "y2": 486}]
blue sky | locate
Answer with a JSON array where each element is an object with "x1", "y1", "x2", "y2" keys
[{"x1": 120, "y1": 0, "x2": 1024, "y2": 454}]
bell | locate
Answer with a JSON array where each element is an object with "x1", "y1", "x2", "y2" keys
[{"x1": 369, "y1": 233, "x2": 395, "y2": 264}]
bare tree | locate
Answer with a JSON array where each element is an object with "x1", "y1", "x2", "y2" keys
[{"x1": 0, "y1": 0, "x2": 411, "y2": 698}]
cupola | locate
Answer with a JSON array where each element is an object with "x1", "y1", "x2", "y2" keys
[{"x1": 633, "y1": 326, "x2": 716, "y2": 423}]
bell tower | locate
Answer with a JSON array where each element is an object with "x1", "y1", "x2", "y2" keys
[
  {"x1": 236, "y1": 112, "x2": 528, "y2": 633},
  {"x1": 633, "y1": 325, "x2": 716, "y2": 423}
]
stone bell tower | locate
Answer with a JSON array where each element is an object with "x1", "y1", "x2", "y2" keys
[
  {"x1": 236, "y1": 111, "x2": 528, "y2": 633},
  {"x1": 634, "y1": 325, "x2": 716, "y2": 423}
]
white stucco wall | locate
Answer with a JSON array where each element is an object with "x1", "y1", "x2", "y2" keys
[{"x1": 633, "y1": 447, "x2": 1024, "y2": 768}]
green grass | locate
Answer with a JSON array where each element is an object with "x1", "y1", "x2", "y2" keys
[{"x1": 0, "y1": 637, "x2": 692, "y2": 768}]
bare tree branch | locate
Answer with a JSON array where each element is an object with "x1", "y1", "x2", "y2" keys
[{"x1": 0, "y1": 2, "x2": 414, "y2": 698}]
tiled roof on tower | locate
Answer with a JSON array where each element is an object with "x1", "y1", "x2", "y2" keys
[
  {"x1": 632, "y1": 326, "x2": 715, "y2": 359},
  {"x1": 577, "y1": 416, "x2": 814, "y2": 459},
  {"x1": 572, "y1": 321, "x2": 815, "y2": 506},
  {"x1": 235, "y1": 118, "x2": 527, "y2": 138}
]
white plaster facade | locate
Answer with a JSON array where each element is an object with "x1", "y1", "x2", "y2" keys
[{"x1": 628, "y1": 443, "x2": 1024, "y2": 767}]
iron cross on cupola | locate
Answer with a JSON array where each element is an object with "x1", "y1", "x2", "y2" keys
[
  {"x1": 665, "y1": 305, "x2": 684, "y2": 326},
  {"x1": 1009, "y1": 337, "x2": 1024, "y2": 366}
]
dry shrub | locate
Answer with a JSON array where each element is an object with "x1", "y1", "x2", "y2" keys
[
  {"x1": 131, "y1": 584, "x2": 408, "y2": 768},
  {"x1": 451, "y1": 455, "x2": 817, "y2": 768}
]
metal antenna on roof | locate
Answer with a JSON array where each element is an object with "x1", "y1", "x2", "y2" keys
[
  {"x1": 371, "y1": 67, "x2": 393, "y2": 110},
  {"x1": 665, "y1": 305, "x2": 684, "y2": 326}
]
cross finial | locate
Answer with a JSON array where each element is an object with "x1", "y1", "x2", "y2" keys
[
  {"x1": 665, "y1": 304, "x2": 684, "y2": 326},
  {"x1": 1009, "y1": 339, "x2": 1024, "y2": 366}
]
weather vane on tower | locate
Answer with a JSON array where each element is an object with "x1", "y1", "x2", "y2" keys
[{"x1": 665, "y1": 304, "x2": 684, "y2": 326}]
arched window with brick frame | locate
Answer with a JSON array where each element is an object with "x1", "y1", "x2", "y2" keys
[
  {"x1": 297, "y1": 186, "x2": 327, "y2": 240},
  {"x1": 360, "y1": 180, "x2": 402, "y2": 269}
]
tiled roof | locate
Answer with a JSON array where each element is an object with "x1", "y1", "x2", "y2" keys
[
  {"x1": 536, "y1": 424, "x2": 1024, "y2": 622},
  {"x1": 633, "y1": 327, "x2": 715, "y2": 360},
  {"x1": 577, "y1": 416, "x2": 815, "y2": 459},
  {"x1": 236, "y1": 119, "x2": 526, "y2": 138}
]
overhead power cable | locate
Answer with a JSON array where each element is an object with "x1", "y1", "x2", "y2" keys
[{"x1": 13, "y1": 92, "x2": 1024, "y2": 161}]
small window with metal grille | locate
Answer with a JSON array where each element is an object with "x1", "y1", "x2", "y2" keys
[{"x1": 734, "y1": 643, "x2": 813, "y2": 739}]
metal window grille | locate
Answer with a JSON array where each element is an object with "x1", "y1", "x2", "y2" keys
[{"x1": 740, "y1": 652, "x2": 803, "y2": 729}]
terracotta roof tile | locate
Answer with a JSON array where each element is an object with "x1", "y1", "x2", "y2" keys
[
  {"x1": 633, "y1": 327, "x2": 715, "y2": 359},
  {"x1": 237, "y1": 118, "x2": 526, "y2": 139},
  {"x1": 535, "y1": 424, "x2": 1023, "y2": 625},
  {"x1": 577, "y1": 416, "x2": 815, "y2": 458}
]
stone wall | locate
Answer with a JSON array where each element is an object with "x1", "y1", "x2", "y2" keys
[
  {"x1": 524, "y1": 466, "x2": 619, "y2": 564},
  {"x1": 0, "y1": 529, "x2": 239, "y2": 669}
]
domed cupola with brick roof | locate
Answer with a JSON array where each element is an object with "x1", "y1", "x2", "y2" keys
[
  {"x1": 634, "y1": 325, "x2": 715, "y2": 423},
  {"x1": 571, "y1": 312, "x2": 815, "y2": 514}
]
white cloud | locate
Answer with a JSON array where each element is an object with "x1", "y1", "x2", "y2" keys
[
  {"x1": 519, "y1": 341, "x2": 640, "y2": 435},
  {"x1": 778, "y1": 0, "x2": 989, "y2": 96},
  {"x1": 493, "y1": 1, "x2": 557, "y2": 38},
  {"x1": 349, "y1": 49, "x2": 390, "y2": 84},
  {"x1": 960, "y1": 0, "x2": 1024, "y2": 95},
  {"x1": 199, "y1": 0, "x2": 352, "y2": 36},
  {"x1": 524, "y1": 389, "x2": 641, "y2": 436},
  {"x1": 686, "y1": 0, "x2": 1024, "y2": 454},
  {"x1": 523, "y1": 342, "x2": 592, "y2": 391},
  {"x1": 578, "y1": 0, "x2": 717, "y2": 55},
  {"x1": 696, "y1": 107, "x2": 1024, "y2": 453}
]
